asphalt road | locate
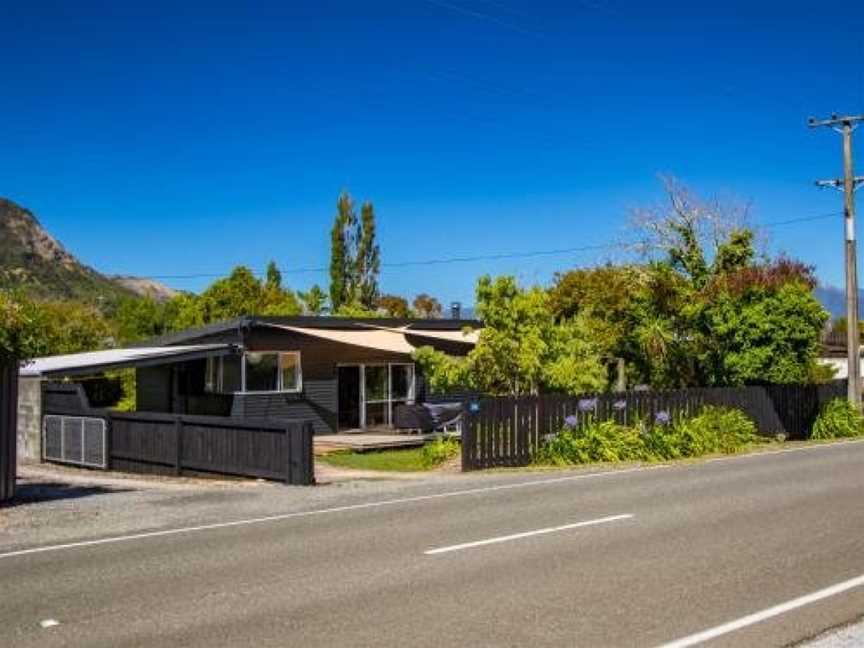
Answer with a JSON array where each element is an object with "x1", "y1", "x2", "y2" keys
[{"x1": 4, "y1": 441, "x2": 864, "y2": 647}]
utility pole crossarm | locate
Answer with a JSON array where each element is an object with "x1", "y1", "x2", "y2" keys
[
  {"x1": 815, "y1": 177, "x2": 864, "y2": 190},
  {"x1": 808, "y1": 114, "x2": 864, "y2": 129}
]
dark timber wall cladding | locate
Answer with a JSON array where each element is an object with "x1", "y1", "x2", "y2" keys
[
  {"x1": 461, "y1": 381, "x2": 849, "y2": 471},
  {"x1": 131, "y1": 323, "x2": 474, "y2": 434},
  {"x1": 236, "y1": 327, "x2": 419, "y2": 434},
  {"x1": 1, "y1": 363, "x2": 19, "y2": 503}
]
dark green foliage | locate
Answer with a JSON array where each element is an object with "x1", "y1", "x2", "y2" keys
[
  {"x1": 811, "y1": 399, "x2": 864, "y2": 440},
  {"x1": 298, "y1": 284, "x2": 329, "y2": 315},
  {"x1": 700, "y1": 278, "x2": 828, "y2": 385},
  {"x1": 415, "y1": 275, "x2": 606, "y2": 396},
  {"x1": 265, "y1": 261, "x2": 282, "y2": 291},
  {"x1": 0, "y1": 291, "x2": 48, "y2": 362},
  {"x1": 1, "y1": 291, "x2": 114, "y2": 362},
  {"x1": 356, "y1": 202, "x2": 381, "y2": 310},
  {"x1": 329, "y1": 192, "x2": 355, "y2": 312},
  {"x1": 548, "y1": 190, "x2": 826, "y2": 390},
  {"x1": 328, "y1": 191, "x2": 381, "y2": 312},
  {"x1": 536, "y1": 419, "x2": 646, "y2": 465},
  {"x1": 653, "y1": 406, "x2": 757, "y2": 457},
  {"x1": 166, "y1": 265, "x2": 301, "y2": 329},
  {"x1": 113, "y1": 296, "x2": 174, "y2": 344},
  {"x1": 535, "y1": 406, "x2": 757, "y2": 465}
]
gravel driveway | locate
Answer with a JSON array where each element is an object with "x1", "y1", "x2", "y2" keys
[{"x1": 0, "y1": 460, "x2": 466, "y2": 553}]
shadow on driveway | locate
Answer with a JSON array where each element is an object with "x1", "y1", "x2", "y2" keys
[{"x1": 3, "y1": 481, "x2": 133, "y2": 507}]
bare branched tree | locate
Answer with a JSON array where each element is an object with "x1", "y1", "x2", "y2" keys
[{"x1": 627, "y1": 175, "x2": 754, "y2": 265}]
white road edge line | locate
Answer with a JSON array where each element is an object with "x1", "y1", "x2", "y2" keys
[
  {"x1": 0, "y1": 467, "x2": 662, "y2": 560},
  {"x1": 704, "y1": 438, "x2": 864, "y2": 463},
  {"x1": 657, "y1": 573, "x2": 864, "y2": 648},
  {"x1": 424, "y1": 514, "x2": 634, "y2": 555}
]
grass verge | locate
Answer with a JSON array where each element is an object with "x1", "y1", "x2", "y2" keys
[
  {"x1": 319, "y1": 448, "x2": 432, "y2": 472},
  {"x1": 319, "y1": 437, "x2": 460, "y2": 473}
]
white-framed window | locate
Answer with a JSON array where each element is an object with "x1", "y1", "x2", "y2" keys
[
  {"x1": 241, "y1": 351, "x2": 302, "y2": 393},
  {"x1": 204, "y1": 355, "x2": 242, "y2": 393}
]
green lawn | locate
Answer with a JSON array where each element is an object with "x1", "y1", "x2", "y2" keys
[{"x1": 319, "y1": 447, "x2": 431, "y2": 472}]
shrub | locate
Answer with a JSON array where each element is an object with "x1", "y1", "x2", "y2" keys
[
  {"x1": 811, "y1": 399, "x2": 864, "y2": 440},
  {"x1": 420, "y1": 437, "x2": 460, "y2": 468},
  {"x1": 535, "y1": 419, "x2": 648, "y2": 465},
  {"x1": 535, "y1": 406, "x2": 757, "y2": 466},
  {"x1": 659, "y1": 406, "x2": 756, "y2": 456}
]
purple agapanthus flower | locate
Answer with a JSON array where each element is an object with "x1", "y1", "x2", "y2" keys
[
  {"x1": 564, "y1": 415, "x2": 579, "y2": 428},
  {"x1": 655, "y1": 410, "x2": 671, "y2": 425},
  {"x1": 613, "y1": 400, "x2": 627, "y2": 411},
  {"x1": 578, "y1": 398, "x2": 597, "y2": 413}
]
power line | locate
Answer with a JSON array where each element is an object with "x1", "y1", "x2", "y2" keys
[{"x1": 122, "y1": 211, "x2": 842, "y2": 282}]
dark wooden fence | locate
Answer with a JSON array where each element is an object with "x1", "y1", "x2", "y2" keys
[
  {"x1": 110, "y1": 412, "x2": 313, "y2": 484},
  {"x1": 42, "y1": 383, "x2": 314, "y2": 485},
  {"x1": 0, "y1": 364, "x2": 18, "y2": 504},
  {"x1": 461, "y1": 380, "x2": 848, "y2": 471}
]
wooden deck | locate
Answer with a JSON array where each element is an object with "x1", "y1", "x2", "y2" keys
[{"x1": 314, "y1": 433, "x2": 429, "y2": 454}]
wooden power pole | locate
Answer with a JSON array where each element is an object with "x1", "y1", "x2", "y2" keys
[{"x1": 809, "y1": 114, "x2": 864, "y2": 407}]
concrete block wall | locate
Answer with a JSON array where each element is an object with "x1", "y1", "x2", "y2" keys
[{"x1": 17, "y1": 376, "x2": 41, "y2": 461}]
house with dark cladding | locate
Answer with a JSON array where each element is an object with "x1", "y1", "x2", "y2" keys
[
  {"x1": 134, "y1": 316, "x2": 479, "y2": 434},
  {"x1": 20, "y1": 316, "x2": 480, "y2": 442}
]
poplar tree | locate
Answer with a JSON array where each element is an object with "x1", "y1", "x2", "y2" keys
[
  {"x1": 265, "y1": 260, "x2": 282, "y2": 291},
  {"x1": 329, "y1": 192, "x2": 356, "y2": 311},
  {"x1": 355, "y1": 201, "x2": 381, "y2": 309}
]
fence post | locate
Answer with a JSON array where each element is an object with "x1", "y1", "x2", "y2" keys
[
  {"x1": 104, "y1": 415, "x2": 113, "y2": 471},
  {"x1": 174, "y1": 416, "x2": 183, "y2": 477},
  {"x1": 285, "y1": 421, "x2": 314, "y2": 485},
  {"x1": 461, "y1": 400, "x2": 475, "y2": 472}
]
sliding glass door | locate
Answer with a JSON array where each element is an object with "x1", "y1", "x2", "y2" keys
[{"x1": 350, "y1": 363, "x2": 415, "y2": 428}]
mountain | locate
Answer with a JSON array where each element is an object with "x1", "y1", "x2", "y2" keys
[
  {"x1": 0, "y1": 197, "x2": 176, "y2": 304},
  {"x1": 111, "y1": 276, "x2": 178, "y2": 302},
  {"x1": 814, "y1": 285, "x2": 864, "y2": 320}
]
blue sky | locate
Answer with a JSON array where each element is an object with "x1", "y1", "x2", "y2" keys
[{"x1": 2, "y1": 1, "x2": 863, "y2": 305}]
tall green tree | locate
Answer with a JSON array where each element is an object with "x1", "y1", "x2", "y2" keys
[
  {"x1": 265, "y1": 260, "x2": 282, "y2": 291},
  {"x1": 329, "y1": 192, "x2": 356, "y2": 311},
  {"x1": 356, "y1": 201, "x2": 381, "y2": 309},
  {"x1": 328, "y1": 191, "x2": 381, "y2": 312}
]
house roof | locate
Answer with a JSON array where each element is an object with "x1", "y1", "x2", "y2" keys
[
  {"x1": 143, "y1": 315, "x2": 483, "y2": 348},
  {"x1": 262, "y1": 322, "x2": 479, "y2": 354},
  {"x1": 267, "y1": 325, "x2": 418, "y2": 354},
  {"x1": 364, "y1": 324, "x2": 480, "y2": 345},
  {"x1": 20, "y1": 344, "x2": 238, "y2": 378}
]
